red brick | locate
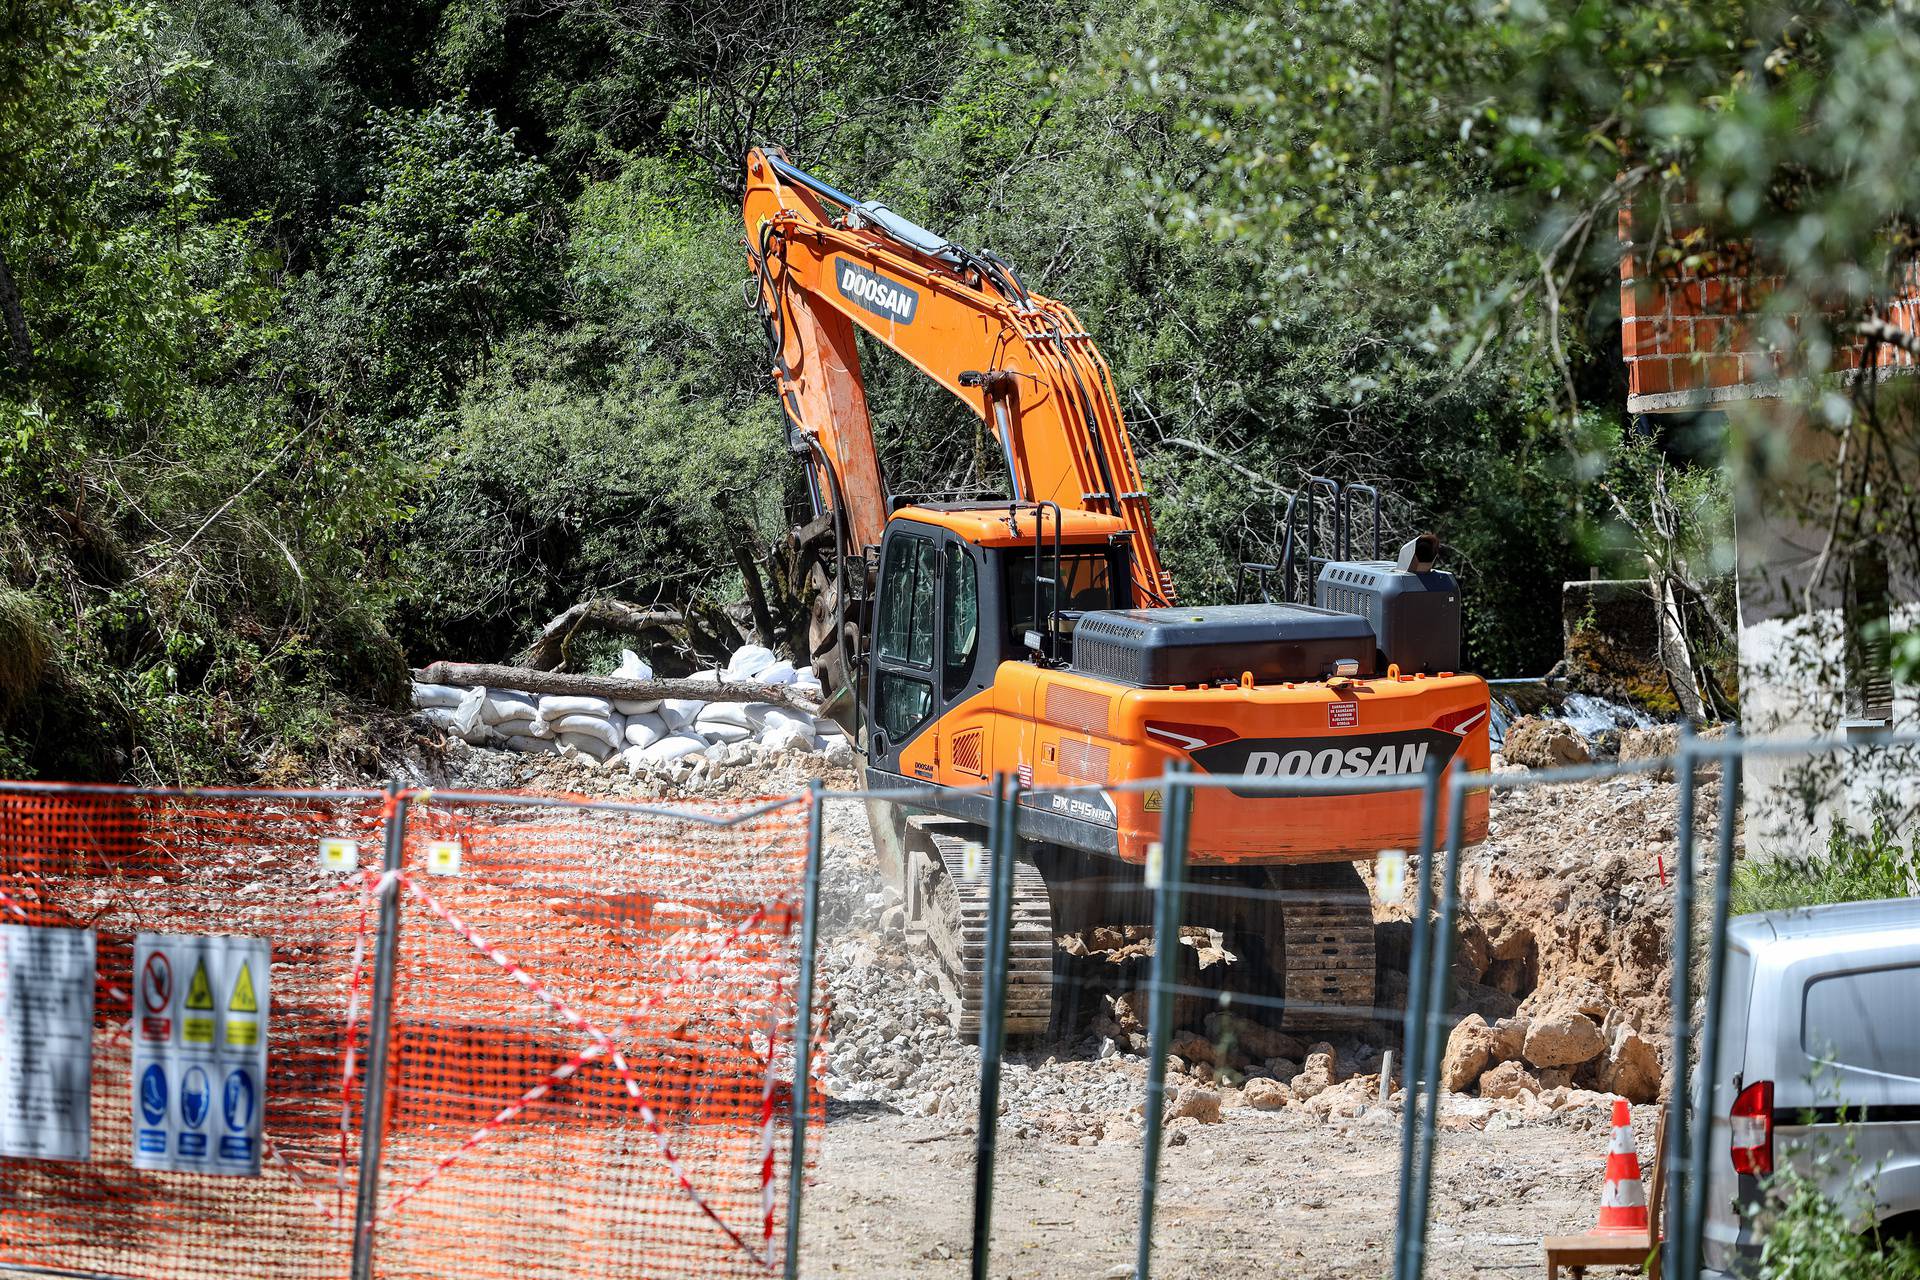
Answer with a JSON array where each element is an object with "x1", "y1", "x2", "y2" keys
[
  {"x1": 1632, "y1": 357, "x2": 1674, "y2": 397},
  {"x1": 1622, "y1": 318, "x2": 1664, "y2": 359}
]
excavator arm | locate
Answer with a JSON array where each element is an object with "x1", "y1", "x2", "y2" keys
[{"x1": 742, "y1": 146, "x2": 1174, "y2": 606}]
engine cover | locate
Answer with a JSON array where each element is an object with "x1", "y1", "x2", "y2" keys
[{"x1": 1069, "y1": 603, "x2": 1378, "y2": 688}]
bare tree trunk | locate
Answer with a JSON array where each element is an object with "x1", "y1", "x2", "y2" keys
[
  {"x1": 1650, "y1": 568, "x2": 1706, "y2": 719},
  {"x1": 415, "y1": 661, "x2": 821, "y2": 713},
  {"x1": 0, "y1": 245, "x2": 32, "y2": 374},
  {"x1": 715, "y1": 492, "x2": 780, "y2": 650}
]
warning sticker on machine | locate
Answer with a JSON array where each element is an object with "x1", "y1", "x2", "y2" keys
[
  {"x1": 0, "y1": 925, "x2": 96, "y2": 1162},
  {"x1": 131, "y1": 933, "x2": 268, "y2": 1176},
  {"x1": 1327, "y1": 701, "x2": 1359, "y2": 728}
]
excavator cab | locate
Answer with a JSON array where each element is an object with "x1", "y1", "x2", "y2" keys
[{"x1": 865, "y1": 503, "x2": 1126, "y2": 778}]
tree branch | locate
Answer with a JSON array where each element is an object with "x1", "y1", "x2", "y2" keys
[
  {"x1": 520, "y1": 600, "x2": 689, "y2": 671},
  {"x1": 1855, "y1": 315, "x2": 1920, "y2": 360}
]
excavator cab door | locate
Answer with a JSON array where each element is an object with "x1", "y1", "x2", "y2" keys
[{"x1": 867, "y1": 520, "x2": 989, "y2": 778}]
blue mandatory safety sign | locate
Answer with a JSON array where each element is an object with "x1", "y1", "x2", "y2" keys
[
  {"x1": 222, "y1": 1068, "x2": 254, "y2": 1132},
  {"x1": 130, "y1": 932, "x2": 269, "y2": 1176},
  {"x1": 139, "y1": 1063, "x2": 168, "y2": 1125},
  {"x1": 179, "y1": 1065, "x2": 210, "y2": 1130}
]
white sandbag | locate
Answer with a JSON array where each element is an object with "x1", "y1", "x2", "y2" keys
[
  {"x1": 411, "y1": 683, "x2": 467, "y2": 709},
  {"x1": 548, "y1": 713, "x2": 622, "y2": 751},
  {"x1": 415, "y1": 707, "x2": 465, "y2": 731},
  {"x1": 755, "y1": 659, "x2": 798, "y2": 686},
  {"x1": 696, "y1": 702, "x2": 754, "y2": 735},
  {"x1": 727, "y1": 645, "x2": 776, "y2": 678},
  {"x1": 757, "y1": 707, "x2": 813, "y2": 737},
  {"x1": 614, "y1": 697, "x2": 662, "y2": 715},
  {"x1": 451, "y1": 686, "x2": 486, "y2": 736},
  {"x1": 505, "y1": 734, "x2": 563, "y2": 754},
  {"x1": 527, "y1": 715, "x2": 556, "y2": 739},
  {"x1": 661, "y1": 698, "x2": 704, "y2": 730},
  {"x1": 557, "y1": 732, "x2": 615, "y2": 761},
  {"x1": 698, "y1": 719, "x2": 754, "y2": 745},
  {"x1": 539, "y1": 694, "x2": 614, "y2": 718},
  {"x1": 640, "y1": 733, "x2": 707, "y2": 764},
  {"x1": 615, "y1": 648, "x2": 653, "y2": 680},
  {"x1": 623, "y1": 712, "x2": 668, "y2": 748},
  {"x1": 697, "y1": 701, "x2": 753, "y2": 730},
  {"x1": 686, "y1": 669, "x2": 721, "y2": 684},
  {"x1": 490, "y1": 713, "x2": 538, "y2": 740},
  {"x1": 479, "y1": 689, "x2": 536, "y2": 725}
]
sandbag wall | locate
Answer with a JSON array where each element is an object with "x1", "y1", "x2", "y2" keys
[{"x1": 411, "y1": 647, "x2": 850, "y2": 770}]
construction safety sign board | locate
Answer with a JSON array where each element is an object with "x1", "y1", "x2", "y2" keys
[
  {"x1": 131, "y1": 933, "x2": 269, "y2": 1176},
  {"x1": 0, "y1": 925, "x2": 96, "y2": 1162}
]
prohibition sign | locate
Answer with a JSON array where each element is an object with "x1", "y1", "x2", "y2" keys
[{"x1": 142, "y1": 951, "x2": 173, "y2": 1013}]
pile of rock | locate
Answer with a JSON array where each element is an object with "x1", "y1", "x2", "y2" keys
[
  {"x1": 410, "y1": 646, "x2": 852, "y2": 773},
  {"x1": 1441, "y1": 1001, "x2": 1662, "y2": 1104},
  {"x1": 1499, "y1": 716, "x2": 1594, "y2": 768}
]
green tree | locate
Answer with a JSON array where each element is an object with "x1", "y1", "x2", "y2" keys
[{"x1": 301, "y1": 101, "x2": 565, "y2": 426}]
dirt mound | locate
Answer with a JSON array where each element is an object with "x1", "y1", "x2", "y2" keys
[{"x1": 1426, "y1": 766, "x2": 1723, "y2": 1100}]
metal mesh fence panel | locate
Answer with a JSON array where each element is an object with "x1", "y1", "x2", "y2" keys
[
  {"x1": 361, "y1": 793, "x2": 815, "y2": 1280},
  {"x1": 0, "y1": 783, "x2": 820, "y2": 1280},
  {"x1": 0, "y1": 783, "x2": 386, "y2": 1280}
]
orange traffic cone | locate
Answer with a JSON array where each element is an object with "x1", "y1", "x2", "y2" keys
[{"x1": 1595, "y1": 1098, "x2": 1649, "y2": 1232}]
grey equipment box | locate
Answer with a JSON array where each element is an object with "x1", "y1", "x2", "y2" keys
[
  {"x1": 1314, "y1": 561, "x2": 1461, "y2": 675},
  {"x1": 1069, "y1": 603, "x2": 1378, "y2": 688}
]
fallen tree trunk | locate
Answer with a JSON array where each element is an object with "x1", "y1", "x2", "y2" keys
[{"x1": 413, "y1": 661, "x2": 822, "y2": 714}]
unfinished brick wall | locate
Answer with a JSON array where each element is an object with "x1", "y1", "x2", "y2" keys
[{"x1": 1619, "y1": 218, "x2": 1920, "y2": 413}]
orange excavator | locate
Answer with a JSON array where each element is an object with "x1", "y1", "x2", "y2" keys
[{"x1": 743, "y1": 147, "x2": 1489, "y2": 1036}]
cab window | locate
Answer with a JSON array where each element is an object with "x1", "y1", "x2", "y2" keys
[
  {"x1": 943, "y1": 543, "x2": 979, "y2": 697},
  {"x1": 876, "y1": 535, "x2": 939, "y2": 668},
  {"x1": 1006, "y1": 551, "x2": 1114, "y2": 651}
]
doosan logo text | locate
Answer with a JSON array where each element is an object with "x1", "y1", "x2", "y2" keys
[
  {"x1": 836, "y1": 260, "x2": 919, "y2": 324},
  {"x1": 1245, "y1": 742, "x2": 1430, "y2": 779}
]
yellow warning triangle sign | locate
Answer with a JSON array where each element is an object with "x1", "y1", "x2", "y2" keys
[
  {"x1": 228, "y1": 961, "x2": 258, "y2": 1013},
  {"x1": 184, "y1": 959, "x2": 215, "y2": 1010}
]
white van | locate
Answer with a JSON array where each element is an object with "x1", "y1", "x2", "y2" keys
[{"x1": 1701, "y1": 898, "x2": 1920, "y2": 1276}]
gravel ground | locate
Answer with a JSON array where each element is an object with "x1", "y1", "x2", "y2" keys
[{"x1": 791, "y1": 781, "x2": 1663, "y2": 1279}]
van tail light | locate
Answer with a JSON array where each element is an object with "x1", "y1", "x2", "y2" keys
[{"x1": 1730, "y1": 1080, "x2": 1774, "y2": 1175}]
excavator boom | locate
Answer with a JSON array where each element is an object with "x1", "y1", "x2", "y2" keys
[{"x1": 743, "y1": 147, "x2": 1173, "y2": 605}]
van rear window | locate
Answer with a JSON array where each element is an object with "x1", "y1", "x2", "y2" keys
[{"x1": 1803, "y1": 965, "x2": 1920, "y2": 1079}]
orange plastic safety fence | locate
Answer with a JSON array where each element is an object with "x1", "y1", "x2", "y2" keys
[
  {"x1": 366, "y1": 794, "x2": 815, "y2": 1280},
  {"x1": 0, "y1": 784, "x2": 820, "y2": 1280},
  {"x1": 0, "y1": 785, "x2": 384, "y2": 1279}
]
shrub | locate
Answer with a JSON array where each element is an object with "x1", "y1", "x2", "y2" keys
[{"x1": 1732, "y1": 821, "x2": 1920, "y2": 917}]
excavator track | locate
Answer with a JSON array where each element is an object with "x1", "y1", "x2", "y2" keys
[
  {"x1": 906, "y1": 817, "x2": 1054, "y2": 1038},
  {"x1": 1272, "y1": 863, "x2": 1377, "y2": 1029}
]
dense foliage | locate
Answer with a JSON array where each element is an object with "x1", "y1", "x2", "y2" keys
[
  {"x1": 4, "y1": 0, "x2": 1913, "y2": 780},
  {"x1": 1732, "y1": 819, "x2": 1920, "y2": 916},
  {"x1": 1748, "y1": 1134, "x2": 1920, "y2": 1279}
]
